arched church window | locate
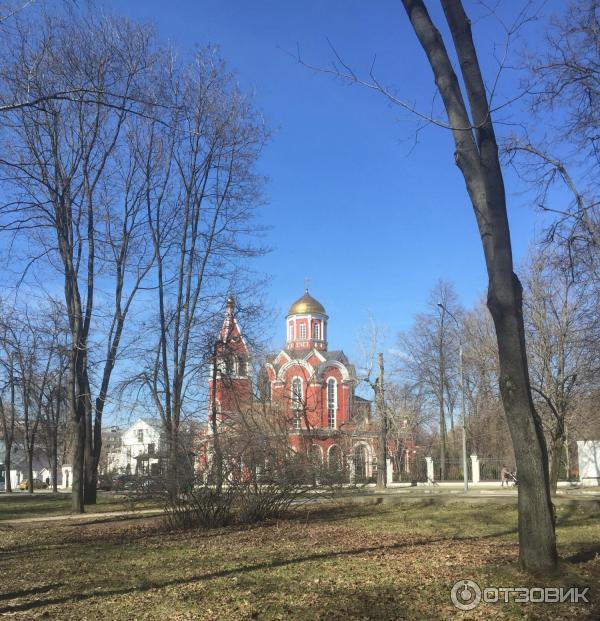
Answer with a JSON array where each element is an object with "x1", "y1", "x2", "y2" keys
[
  {"x1": 292, "y1": 378, "x2": 302, "y2": 429},
  {"x1": 224, "y1": 356, "x2": 234, "y2": 376},
  {"x1": 238, "y1": 357, "x2": 247, "y2": 377},
  {"x1": 288, "y1": 323, "x2": 294, "y2": 341},
  {"x1": 299, "y1": 323, "x2": 306, "y2": 340},
  {"x1": 327, "y1": 378, "x2": 336, "y2": 428},
  {"x1": 313, "y1": 323, "x2": 320, "y2": 340},
  {"x1": 309, "y1": 444, "x2": 323, "y2": 466},
  {"x1": 328, "y1": 444, "x2": 342, "y2": 470}
]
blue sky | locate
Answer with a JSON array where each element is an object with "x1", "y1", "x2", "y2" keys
[{"x1": 110, "y1": 0, "x2": 562, "y2": 359}]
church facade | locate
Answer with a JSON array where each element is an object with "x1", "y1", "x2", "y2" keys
[{"x1": 210, "y1": 290, "x2": 386, "y2": 481}]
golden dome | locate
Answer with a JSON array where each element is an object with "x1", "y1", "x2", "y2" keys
[{"x1": 287, "y1": 290, "x2": 326, "y2": 316}]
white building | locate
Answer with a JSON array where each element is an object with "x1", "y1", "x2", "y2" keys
[
  {"x1": 577, "y1": 440, "x2": 600, "y2": 487},
  {"x1": 106, "y1": 418, "x2": 164, "y2": 476},
  {"x1": 0, "y1": 441, "x2": 61, "y2": 490}
]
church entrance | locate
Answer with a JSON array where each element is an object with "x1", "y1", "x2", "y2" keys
[{"x1": 353, "y1": 445, "x2": 369, "y2": 483}]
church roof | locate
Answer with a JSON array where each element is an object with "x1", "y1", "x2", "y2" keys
[
  {"x1": 275, "y1": 349, "x2": 349, "y2": 364},
  {"x1": 267, "y1": 348, "x2": 356, "y2": 381},
  {"x1": 218, "y1": 295, "x2": 249, "y2": 355},
  {"x1": 287, "y1": 289, "x2": 327, "y2": 316},
  {"x1": 322, "y1": 350, "x2": 349, "y2": 364}
]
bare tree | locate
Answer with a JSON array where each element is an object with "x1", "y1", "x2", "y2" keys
[
  {"x1": 398, "y1": 281, "x2": 460, "y2": 478},
  {"x1": 298, "y1": 0, "x2": 589, "y2": 566},
  {"x1": 460, "y1": 301, "x2": 512, "y2": 460},
  {"x1": 136, "y1": 50, "x2": 268, "y2": 493},
  {"x1": 3, "y1": 309, "x2": 38, "y2": 492},
  {"x1": 398, "y1": 0, "x2": 557, "y2": 570},
  {"x1": 355, "y1": 317, "x2": 389, "y2": 488},
  {"x1": 0, "y1": 3, "x2": 163, "y2": 115},
  {"x1": 1, "y1": 307, "x2": 38, "y2": 492},
  {"x1": 526, "y1": 0, "x2": 599, "y2": 166},
  {"x1": 0, "y1": 11, "x2": 158, "y2": 510},
  {"x1": 524, "y1": 248, "x2": 599, "y2": 493},
  {"x1": 207, "y1": 297, "x2": 264, "y2": 494},
  {"x1": 384, "y1": 381, "x2": 429, "y2": 477},
  {"x1": 505, "y1": 1, "x2": 599, "y2": 274},
  {"x1": 0, "y1": 300, "x2": 70, "y2": 492},
  {"x1": 37, "y1": 299, "x2": 70, "y2": 492},
  {"x1": 0, "y1": 306, "x2": 18, "y2": 492}
]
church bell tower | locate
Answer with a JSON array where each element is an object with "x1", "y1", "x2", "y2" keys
[
  {"x1": 285, "y1": 289, "x2": 328, "y2": 352},
  {"x1": 209, "y1": 295, "x2": 252, "y2": 418}
]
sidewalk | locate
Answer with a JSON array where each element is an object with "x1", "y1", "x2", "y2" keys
[
  {"x1": 1, "y1": 506, "x2": 165, "y2": 526},
  {"x1": 3, "y1": 485, "x2": 598, "y2": 526}
]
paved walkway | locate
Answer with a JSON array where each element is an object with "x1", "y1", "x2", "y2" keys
[
  {"x1": 3, "y1": 485, "x2": 598, "y2": 526},
  {"x1": 1, "y1": 507, "x2": 165, "y2": 526}
]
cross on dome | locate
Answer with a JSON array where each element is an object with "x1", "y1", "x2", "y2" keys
[{"x1": 287, "y1": 289, "x2": 326, "y2": 316}]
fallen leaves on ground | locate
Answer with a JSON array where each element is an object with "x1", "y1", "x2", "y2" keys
[{"x1": 0, "y1": 501, "x2": 597, "y2": 620}]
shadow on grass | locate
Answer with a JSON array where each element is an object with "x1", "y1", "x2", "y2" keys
[
  {"x1": 266, "y1": 581, "x2": 449, "y2": 621},
  {"x1": 292, "y1": 502, "x2": 397, "y2": 524},
  {"x1": 0, "y1": 493, "x2": 134, "y2": 522},
  {"x1": 3, "y1": 501, "x2": 595, "y2": 616},
  {"x1": 0, "y1": 495, "x2": 69, "y2": 520},
  {"x1": 0, "y1": 583, "x2": 64, "y2": 602},
  {"x1": 566, "y1": 544, "x2": 600, "y2": 564},
  {"x1": 0, "y1": 493, "x2": 67, "y2": 503},
  {"x1": 0, "y1": 527, "x2": 520, "y2": 615},
  {"x1": 292, "y1": 497, "x2": 452, "y2": 523},
  {"x1": 0, "y1": 501, "x2": 515, "y2": 561},
  {"x1": 555, "y1": 501, "x2": 600, "y2": 527}
]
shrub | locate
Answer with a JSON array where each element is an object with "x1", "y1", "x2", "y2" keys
[{"x1": 164, "y1": 485, "x2": 238, "y2": 529}]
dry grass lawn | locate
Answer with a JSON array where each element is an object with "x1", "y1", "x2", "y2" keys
[
  {"x1": 0, "y1": 499, "x2": 598, "y2": 620},
  {"x1": 0, "y1": 492, "x2": 155, "y2": 521}
]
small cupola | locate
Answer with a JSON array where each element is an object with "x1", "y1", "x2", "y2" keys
[{"x1": 286, "y1": 289, "x2": 328, "y2": 351}]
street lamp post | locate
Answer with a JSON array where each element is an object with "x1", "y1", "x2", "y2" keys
[{"x1": 437, "y1": 303, "x2": 468, "y2": 493}]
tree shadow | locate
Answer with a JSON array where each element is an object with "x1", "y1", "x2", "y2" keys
[
  {"x1": 277, "y1": 582, "x2": 447, "y2": 620},
  {"x1": 3, "y1": 500, "x2": 595, "y2": 616},
  {"x1": 555, "y1": 501, "x2": 600, "y2": 527},
  {"x1": 67, "y1": 512, "x2": 162, "y2": 528},
  {"x1": 0, "y1": 583, "x2": 64, "y2": 602},
  {"x1": 565, "y1": 544, "x2": 600, "y2": 564},
  {"x1": 0, "y1": 528, "x2": 521, "y2": 615},
  {"x1": 292, "y1": 502, "x2": 395, "y2": 524}
]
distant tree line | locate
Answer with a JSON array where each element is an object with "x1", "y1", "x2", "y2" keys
[{"x1": 395, "y1": 243, "x2": 600, "y2": 495}]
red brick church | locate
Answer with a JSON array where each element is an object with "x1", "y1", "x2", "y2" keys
[{"x1": 209, "y1": 290, "x2": 392, "y2": 481}]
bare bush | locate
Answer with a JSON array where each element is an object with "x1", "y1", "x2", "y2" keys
[{"x1": 164, "y1": 484, "x2": 238, "y2": 530}]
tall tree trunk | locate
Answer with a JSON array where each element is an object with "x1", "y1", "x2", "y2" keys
[
  {"x1": 4, "y1": 445, "x2": 11, "y2": 493},
  {"x1": 70, "y1": 362, "x2": 87, "y2": 512},
  {"x1": 27, "y1": 450, "x2": 34, "y2": 494},
  {"x1": 168, "y1": 426, "x2": 181, "y2": 497},
  {"x1": 71, "y1": 416, "x2": 85, "y2": 512},
  {"x1": 439, "y1": 318, "x2": 446, "y2": 479},
  {"x1": 564, "y1": 424, "x2": 571, "y2": 480},
  {"x1": 73, "y1": 361, "x2": 96, "y2": 505},
  {"x1": 376, "y1": 352, "x2": 388, "y2": 490},
  {"x1": 401, "y1": 0, "x2": 557, "y2": 571},
  {"x1": 83, "y1": 400, "x2": 98, "y2": 505},
  {"x1": 439, "y1": 400, "x2": 446, "y2": 479},
  {"x1": 27, "y1": 451, "x2": 33, "y2": 494},
  {"x1": 52, "y1": 427, "x2": 58, "y2": 494},
  {"x1": 549, "y1": 435, "x2": 564, "y2": 496},
  {"x1": 85, "y1": 302, "x2": 132, "y2": 505},
  {"x1": 490, "y1": 286, "x2": 557, "y2": 569},
  {"x1": 211, "y1": 348, "x2": 224, "y2": 494}
]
